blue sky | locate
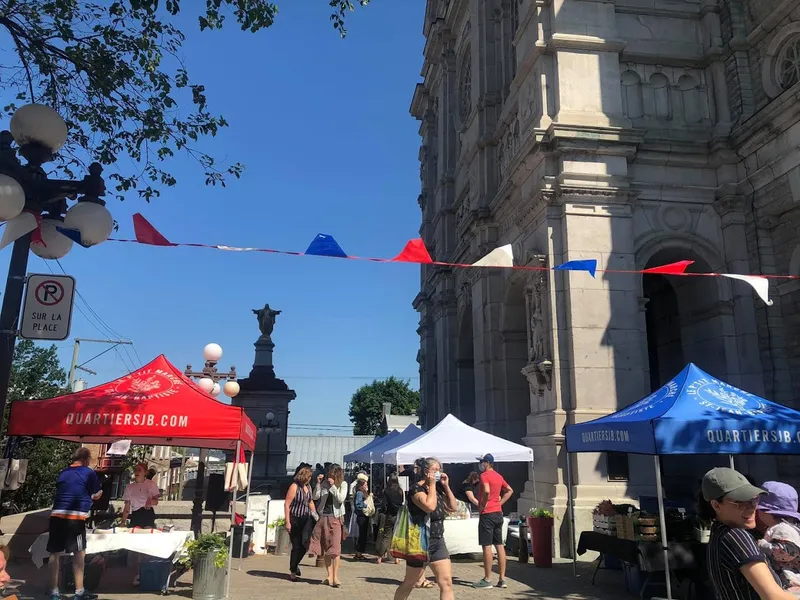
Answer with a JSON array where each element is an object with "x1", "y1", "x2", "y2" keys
[{"x1": 5, "y1": 2, "x2": 426, "y2": 435}]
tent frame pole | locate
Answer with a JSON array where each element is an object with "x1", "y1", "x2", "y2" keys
[
  {"x1": 225, "y1": 441, "x2": 241, "y2": 600},
  {"x1": 729, "y1": 454, "x2": 735, "y2": 469},
  {"x1": 565, "y1": 452, "x2": 577, "y2": 579},
  {"x1": 653, "y1": 455, "x2": 673, "y2": 600},
  {"x1": 238, "y1": 450, "x2": 255, "y2": 570}
]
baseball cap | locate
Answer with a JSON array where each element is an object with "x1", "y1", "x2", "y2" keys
[
  {"x1": 477, "y1": 454, "x2": 495, "y2": 464},
  {"x1": 702, "y1": 467, "x2": 766, "y2": 502},
  {"x1": 758, "y1": 481, "x2": 800, "y2": 521}
]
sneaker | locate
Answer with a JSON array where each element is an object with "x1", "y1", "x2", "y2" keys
[
  {"x1": 74, "y1": 592, "x2": 98, "y2": 600},
  {"x1": 295, "y1": 568, "x2": 302, "y2": 577},
  {"x1": 49, "y1": 592, "x2": 60, "y2": 600},
  {"x1": 473, "y1": 579, "x2": 494, "y2": 589},
  {"x1": 497, "y1": 580, "x2": 508, "y2": 589}
]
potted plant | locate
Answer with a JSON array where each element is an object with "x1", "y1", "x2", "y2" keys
[
  {"x1": 268, "y1": 517, "x2": 290, "y2": 556},
  {"x1": 527, "y1": 508, "x2": 554, "y2": 568},
  {"x1": 180, "y1": 533, "x2": 229, "y2": 600}
]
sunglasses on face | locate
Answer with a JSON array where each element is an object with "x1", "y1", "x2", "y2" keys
[{"x1": 723, "y1": 497, "x2": 760, "y2": 510}]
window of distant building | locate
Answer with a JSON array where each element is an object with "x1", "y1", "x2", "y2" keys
[
  {"x1": 777, "y1": 35, "x2": 800, "y2": 90},
  {"x1": 763, "y1": 24, "x2": 800, "y2": 99},
  {"x1": 458, "y1": 47, "x2": 472, "y2": 125}
]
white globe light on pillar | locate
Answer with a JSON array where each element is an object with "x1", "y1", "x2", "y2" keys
[
  {"x1": 63, "y1": 201, "x2": 113, "y2": 246},
  {"x1": 266, "y1": 411, "x2": 275, "y2": 422},
  {"x1": 211, "y1": 382, "x2": 221, "y2": 397},
  {"x1": 30, "y1": 218, "x2": 73, "y2": 260},
  {"x1": 9, "y1": 104, "x2": 68, "y2": 151},
  {"x1": 197, "y1": 377, "x2": 215, "y2": 393},
  {"x1": 203, "y1": 343, "x2": 223, "y2": 362},
  {"x1": 0, "y1": 175, "x2": 25, "y2": 221},
  {"x1": 223, "y1": 380, "x2": 240, "y2": 398}
]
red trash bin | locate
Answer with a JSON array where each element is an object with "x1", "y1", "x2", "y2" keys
[{"x1": 527, "y1": 514, "x2": 553, "y2": 568}]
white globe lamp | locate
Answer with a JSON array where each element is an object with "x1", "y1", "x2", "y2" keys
[
  {"x1": 266, "y1": 411, "x2": 275, "y2": 422},
  {"x1": 223, "y1": 381, "x2": 240, "y2": 398},
  {"x1": 30, "y1": 218, "x2": 73, "y2": 259},
  {"x1": 203, "y1": 343, "x2": 223, "y2": 362},
  {"x1": 197, "y1": 377, "x2": 215, "y2": 393},
  {"x1": 211, "y1": 382, "x2": 221, "y2": 397},
  {"x1": 64, "y1": 201, "x2": 113, "y2": 246},
  {"x1": 10, "y1": 104, "x2": 68, "y2": 152},
  {"x1": 0, "y1": 175, "x2": 25, "y2": 221}
]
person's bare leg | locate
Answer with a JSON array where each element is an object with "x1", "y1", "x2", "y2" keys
[
  {"x1": 496, "y1": 544, "x2": 507, "y2": 582},
  {"x1": 482, "y1": 546, "x2": 493, "y2": 580},
  {"x1": 323, "y1": 556, "x2": 333, "y2": 584},
  {"x1": 49, "y1": 554, "x2": 61, "y2": 593},
  {"x1": 332, "y1": 556, "x2": 341, "y2": 585},
  {"x1": 72, "y1": 551, "x2": 86, "y2": 592},
  {"x1": 429, "y1": 559, "x2": 454, "y2": 600},
  {"x1": 394, "y1": 565, "x2": 424, "y2": 600}
]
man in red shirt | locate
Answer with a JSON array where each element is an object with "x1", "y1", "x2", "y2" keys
[{"x1": 473, "y1": 454, "x2": 513, "y2": 589}]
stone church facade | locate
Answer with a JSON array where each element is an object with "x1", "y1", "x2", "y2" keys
[{"x1": 411, "y1": 0, "x2": 800, "y2": 555}]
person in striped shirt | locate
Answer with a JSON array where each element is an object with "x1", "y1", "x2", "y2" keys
[
  {"x1": 701, "y1": 467, "x2": 796, "y2": 600},
  {"x1": 47, "y1": 448, "x2": 102, "y2": 600}
]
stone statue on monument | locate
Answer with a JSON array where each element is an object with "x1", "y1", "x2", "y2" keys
[{"x1": 253, "y1": 304, "x2": 281, "y2": 339}]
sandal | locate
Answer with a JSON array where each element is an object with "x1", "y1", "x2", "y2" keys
[{"x1": 415, "y1": 580, "x2": 435, "y2": 589}]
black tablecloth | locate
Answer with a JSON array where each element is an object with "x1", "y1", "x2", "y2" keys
[{"x1": 577, "y1": 531, "x2": 706, "y2": 572}]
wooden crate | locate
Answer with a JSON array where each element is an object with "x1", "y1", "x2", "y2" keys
[
  {"x1": 615, "y1": 515, "x2": 636, "y2": 541},
  {"x1": 592, "y1": 514, "x2": 617, "y2": 536}
]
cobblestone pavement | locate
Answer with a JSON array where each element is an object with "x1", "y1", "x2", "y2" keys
[{"x1": 10, "y1": 553, "x2": 638, "y2": 600}]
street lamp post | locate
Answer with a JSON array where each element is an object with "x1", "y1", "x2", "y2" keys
[
  {"x1": 0, "y1": 104, "x2": 114, "y2": 450},
  {"x1": 258, "y1": 412, "x2": 281, "y2": 485},
  {"x1": 184, "y1": 343, "x2": 240, "y2": 535}
]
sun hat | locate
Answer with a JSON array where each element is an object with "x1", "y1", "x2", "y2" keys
[
  {"x1": 702, "y1": 467, "x2": 766, "y2": 502},
  {"x1": 758, "y1": 481, "x2": 800, "y2": 521},
  {"x1": 356, "y1": 472, "x2": 369, "y2": 482}
]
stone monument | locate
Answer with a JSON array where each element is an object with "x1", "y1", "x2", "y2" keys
[{"x1": 233, "y1": 303, "x2": 295, "y2": 495}]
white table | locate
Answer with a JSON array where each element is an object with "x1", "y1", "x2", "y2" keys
[
  {"x1": 443, "y1": 517, "x2": 509, "y2": 555},
  {"x1": 29, "y1": 531, "x2": 194, "y2": 568}
]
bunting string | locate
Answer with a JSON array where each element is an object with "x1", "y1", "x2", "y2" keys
[{"x1": 13, "y1": 212, "x2": 795, "y2": 306}]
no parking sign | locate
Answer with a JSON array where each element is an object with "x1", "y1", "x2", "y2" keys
[{"x1": 19, "y1": 274, "x2": 76, "y2": 341}]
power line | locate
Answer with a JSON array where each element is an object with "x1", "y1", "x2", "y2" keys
[{"x1": 283, "y1": 376, "x2": 417, "y2": 380}]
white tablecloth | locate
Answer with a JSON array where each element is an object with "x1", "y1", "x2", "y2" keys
[
  {"x1": 29, "y1": 531, "x2": 194, "y2": 568},
  {"x1": 443, "y1": 517, "x2": 509, "y2": 555}
]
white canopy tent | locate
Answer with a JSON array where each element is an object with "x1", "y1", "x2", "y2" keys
[{"x1": 382, "y1": 414, "x2": 534, "y2": 464}]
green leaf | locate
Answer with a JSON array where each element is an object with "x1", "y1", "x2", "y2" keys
[{"x1": 348, "y1": 377, "x2": 419, "y2": 436}]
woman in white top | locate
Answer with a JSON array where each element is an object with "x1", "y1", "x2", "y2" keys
[
  {"x1": 122, "y1": 463, "x2": 159, "y2": 528},
  {"x1": 308, "y1": 464, "x2": 348, "y2": 587}
]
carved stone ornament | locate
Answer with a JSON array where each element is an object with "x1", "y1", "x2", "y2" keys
[{"x1": 526, "y1": 272, "x2": 548, "y2": 363}]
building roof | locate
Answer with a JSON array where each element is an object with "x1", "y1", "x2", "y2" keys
[
  {"x1": 385, "y1": 415, "x2": 419, "y2": 432},
  {"x1": 286, "y1": 435, "x2": 375, "y2": 474}
]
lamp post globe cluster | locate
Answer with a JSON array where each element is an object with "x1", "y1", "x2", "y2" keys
[
  {"x1": 0, "y1": 103, "x2": 115, "y2": 430},
  {"x1": 184, "y1": 343, "x2": 239, "y2": 534}
]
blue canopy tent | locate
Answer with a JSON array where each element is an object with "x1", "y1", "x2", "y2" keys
[
  {"x1": 563, "y1": 363, "x2": 800, "y2": 599},
  {"x1": 368, "y1": 424, "x2": 422, "y2": 461},
  {"x1": 343, "y1": 430, "x2": 398, "y2": 463}
]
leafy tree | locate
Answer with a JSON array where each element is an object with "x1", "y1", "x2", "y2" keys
[
  {"x1": 0, "y1": 0, "x2": 370, "y2": 201},
  {"x1": 348, "y1": 377, "x2": 419, "y2": 436},
  {"x1": 2, "y1": 339, "x2": 75, "y2": 513}
]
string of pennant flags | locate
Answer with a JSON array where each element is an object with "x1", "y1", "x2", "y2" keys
[{"x1": 0, "y1": 212, "x2": 787, "y2": 306}]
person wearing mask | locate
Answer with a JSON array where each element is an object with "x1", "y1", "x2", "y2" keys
[
  {"x1": 393, "y1": 457, "x2": 457, "y2": 600},
  {"x1": 0, "y1": 545, "x2": 13, "y2": 595},
  {"x1": 754, "y1": 481, "x2": 800, "y2": 593},
  {"x1": 309, "y1": 464, "x2": 348, "y2": 587},
  {"x1": 376, "y1": 473, "x2": 404, "y2": 565},
  {"x1": 459, "y1": 472, "x2": 481, "y2": 513},
  {"x1": 122, "y1": 463, "x2": 160, "y2": 585},
  {"x1": 700, "y1": 467, "x2": 797, "y2": 600},
  {"x1": 284, "y1": 465, "x2": 316, "y2": 581},
  {"x1": 353, "y1": 479, "x2": 372, "y2": 560},
  {"x1": 473, "y1": 454, "x2": 513, "y2": 589},
  {"x1": 48, "y1": 448, "x2": 102, "y2": 600}
]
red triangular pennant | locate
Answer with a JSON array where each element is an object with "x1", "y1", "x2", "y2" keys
[
  {"x1": 642, "y1": 260, "x2": 694, "y2": 275},
  {"x1": 133, "y1": 213, "x2": 175, "y2": 246},
  {"x1": 392, "y1": 238, "x2": 432, "y2": 264}
]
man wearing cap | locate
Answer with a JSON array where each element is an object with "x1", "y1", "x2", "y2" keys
[
  {"x1": 701, "y1": 467, "x2": 795, "y2": 600},
  {"x1": 473, "y1": 454, "x2": 513, "y2": 590}
]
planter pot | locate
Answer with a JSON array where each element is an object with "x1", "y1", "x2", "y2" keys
[
  {"x1": 527, "y1": 516, "x2": 553, "y2": 568},
  {"x1": 191, "y1": 550, "x2": 226, "y2": 600},
  {"x1": 274, "y1": 527, "x2": 290, "y2": 556}
]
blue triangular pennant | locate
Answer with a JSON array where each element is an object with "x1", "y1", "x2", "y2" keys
[
  {"x1": 56, "y1": 226, "x2": 91, "y2": 248},
  {"x1": 554, "y1": 259, "x2": 598, "y2": 278},
  {"x1": 304, "y1": 233, "x2": 347, "y2": 258}
]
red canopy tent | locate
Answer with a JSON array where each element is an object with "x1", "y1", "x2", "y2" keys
[{"x1": 7, "y1": 354, "x2": 257, "y2": 451}]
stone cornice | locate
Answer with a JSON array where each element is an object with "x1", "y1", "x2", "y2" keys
[
  {"x1": 410, "y1": 83, "x2": 428, "y2": 120},
  {"x1": 731, "y1": 87, "x2": 800, "y2": 159},
  {"x1": 746, "y1": 0, "x2": 797, "y2": 47},
  {"x1": 549, "y1": 33, "x2": 626, "y2": 53}
]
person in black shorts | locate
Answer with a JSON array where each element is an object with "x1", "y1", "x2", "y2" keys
[
  {"x1": 394, "y1": 457, "x2": 458, "y2": 600},
  {"x1": 47, "y1": 448, "x2": 102, "y2": 600},
  {"x1": 473, "y1": 454, "x2": 513, "y2": 589}
]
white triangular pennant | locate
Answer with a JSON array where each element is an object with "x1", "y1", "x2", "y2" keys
[
  {"x1": 471, "y1": 244, "x2": 514, "y2": 268},
  {"x1": 0, "y1": 212, "x2": 37, "y2": 250},
  {"x1": 722, "y1": 274, "x2": 773, "y2": 306}
]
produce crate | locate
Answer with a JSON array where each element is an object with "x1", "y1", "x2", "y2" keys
[
  {"x1": 615, "y1": 515, "x2": 636, "y2": 541},
  {"x1": 592, "y1": 514, "x2": 617, "y2": 536}
]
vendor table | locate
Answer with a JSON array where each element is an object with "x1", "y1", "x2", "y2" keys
[
  {"x1": 29, "y1": 530, "x2": 195, "y2": 569},
  {"x1": 443, "y1": 517, "x2": 509, "y2": 556},
  {"x1": 577, "y1": 531, "x2": 708, "y2": 599}
]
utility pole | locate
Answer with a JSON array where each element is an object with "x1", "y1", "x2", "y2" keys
[{"x1": 68, "y1": 338, "x2": 133, "y2": 392}]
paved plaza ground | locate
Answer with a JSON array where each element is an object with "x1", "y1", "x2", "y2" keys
[{"x1": 8, "y1": 553, "x2": 639, "y2": 600}]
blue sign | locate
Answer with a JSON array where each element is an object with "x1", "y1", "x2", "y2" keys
[{"x1": 565, "y1": 363, "x2": 800, "y2": 455}]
